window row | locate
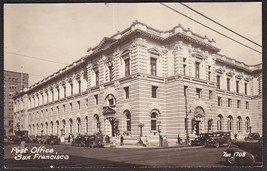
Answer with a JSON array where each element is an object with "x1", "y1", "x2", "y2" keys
[
  {"x1": 216, "y1": 115, "x2": 251, "y2": 132},
  {"x1": 217, "y1": 97, "x2": 249, "y2": 109},
  {"x1": 216, "y1": 75, "x2": 249, "y2": 95}
]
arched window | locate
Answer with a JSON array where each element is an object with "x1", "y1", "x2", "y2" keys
[
  {"x1": 85, "y1": 116, "x2": 89, "y2": 133},
  {"x1": 227, "y1": 115, "x2": 233, "y2": 131},
  {"x1": 77, "y1": 117, "x2": 81, "y2": 133},
  {"x1": 151, "y1": 111, "x2": 159, "y2": 131},
  {"x1": 56, "y1": 120, "x2": 59, "y2": 135},
  {"x1": 36, "y1": 124, "x2": 39, "y2": 135},
  {"x1": 105, "y1": 94, "x2": 116, "y2": 106},
  {"x1": 94, "y1": 114, "x2": 100, "y2": 132},
  {"x1": 69, "y1": 119, "x2": 73, "y2": 134},
  {"x1": 40, "y1": 123, "x2": 44, "y2": 135},
  {"x1": 245, "y1": 117, "x2": 250, "y2": 132},
  {"x1": 45, "y1": 122, "x2": 48, "y2": 135},
  {"x1": 50, "y1": 121, "x2": 53, "y2": 135},
  {"x1": 32, "y1": 124, "x2": 35, "y2": 135},
  {"x1": 28, "y1": 125, "x2": 31, "y2": 135},
  {"x1": 217, "y1": 115, "x2": 223, "y2": 131},
  {"x1": 124, "y1": 110, "x2": 131, "y2": 131},
  {"x1": 237, "y1": 116, "x2": 242, "y2": 132},
  {"x1": 62, "y1": 119, "x2": 66, "y2": 134},
  {"x1": 207, "y1": 119, "x2": 213, "y2": 132}
]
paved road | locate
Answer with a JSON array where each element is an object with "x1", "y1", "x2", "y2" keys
[{"x1": 4, "y1": 143, "x2": 229, "y2": 168}]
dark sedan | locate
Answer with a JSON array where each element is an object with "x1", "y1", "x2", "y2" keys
[{"x1": 222, "y1": 137, "x2": 262, "y2": 166}]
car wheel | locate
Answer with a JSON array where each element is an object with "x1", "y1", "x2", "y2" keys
[
  {"x1": 215, "y1": 142, "x2": 220, "y2": 148},
  {"x1": 226, "y1": 156, "x2": 238, "y2": 166}
]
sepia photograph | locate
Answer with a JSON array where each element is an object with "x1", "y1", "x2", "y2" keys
[{"x1": 3, "y1": 2, "x2": 263, "y2": 168}]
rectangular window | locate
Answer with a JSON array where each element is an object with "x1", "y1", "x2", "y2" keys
[
  {"x1": 209, "y1": 91, "x2": 213, "y2": 100},
  {"x1": 78, "y1": 80, "x2": 81, "y2": 93},
  {"x1": 77, "y1": 101, "x2": 80, "y2": 110},
  {"x1": 70, "y1": 103, "x2": 72, "y2": 111},
  {"x1": 95, "y1": 70, "x2": 99, "y2": 86},
  {"x1": 52, "y1": 90, "x2": 54, "y2": 101},
  {"x1": 70, "y1": 83, "x2": 73, "y2": 96},
  {"x1": 63, "y1": 86, "x2": 66, "y2": 98},
  {"x1": 244, "y1": 83, "x2": 248, "y2": 95},
  {"x1": 184, "y1": 86, "x2": 188, "y2": 97},
  {"x1": 124, "y1": 87, "x2": 129, "y2": 99},
  {"x1": 183, "y1": 58, "x2": 186, "y2": 63},
  {"x1": 152, "y1": 86, "x2": 158, "y2": 98},
  {"x1": 236, "y1": 81, "x2": 239, "y2": 93},
  {"x1": 57, "y1": 106, "x2": 59, "y2": 113},
  {"x1": 246, "y1": 101, "x2": 249, "y2": 109},
  {"x1": 216, "y1": 75, "x2": 221, "y2": 89},
  {"x1": 228, "y1": 98, "x2": 232, "y2": 107},
  {"x1": 218, "y1": 97, "x2": 222, "y2": 106},
  {"x1": 57, "y1": 88, "x2": 60, "y2": 100},
  {"x1": 183, "y1": 64, "x2": 186, "y2": 75},
  {"x1": 109, "y1": 66, "x2": 113, "y2": 81},
  {"x1": 125, "y1": 58, "x2": 130, "y2": 76},
  {"x1": 94, "y1": 95, "x2": 98, "y2": 105},
  {"x1": 227, "y1": 78, "x2": 230, "y2": 91},
  {"x1": 150, "y1": 58, "x2": 157, "y2": 76},
  {"x1": 208, "y1": 71, "x2": 211, "y2": 81},
  {"x1": 195, "y1": 62, "x2": 200, "y2": 79},
  {"x1": 237, "y1": 100, "x2": 241, "y2": 108},
  {"x1": 63, "y1": 105, "x2": 65, "y2": 112},
  {"x1": 196, "y1": 88, "x2": 202, "y2": 99}
]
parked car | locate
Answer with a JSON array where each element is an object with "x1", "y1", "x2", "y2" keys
[
  {"x1": 205, "y1": 132, "x2": 231, "y2": 148},
  {"x1": 45, "y1": 135, "x2": 60, "y2": 145},
  {"x1": 191, "y1": 133, "x2": 213, "y2": 146},
  {"x1": 72, "y1": 133, "x2": 104, "y2": 148},
  {"x1": 223, "y1": 137, "x2": 262, "y2": 166},
  {"x1": 244, "y1": 133, "x2": 260, "y2": 140}
]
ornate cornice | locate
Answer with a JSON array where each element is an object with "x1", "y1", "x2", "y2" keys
[
  {"x1": 226, "y1": 71, "x2": 234, "y2": 77},
  {"x1": 235, "y1": 73, "x2": 243, "y2": 79}
]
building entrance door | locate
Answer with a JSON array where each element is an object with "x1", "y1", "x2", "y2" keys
[{"x1": 103, "y1": 106, "x2": 118, "y2": 137}]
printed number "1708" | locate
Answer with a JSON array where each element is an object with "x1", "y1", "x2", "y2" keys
[{"x1": 233, "y1": 152, "x2": 246, "y2": 157}]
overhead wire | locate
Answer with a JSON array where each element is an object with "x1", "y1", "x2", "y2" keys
[
  {"x1": 180, "y1": 3, "x2": 262, "y2": 47},
  {"x1": 5, "y1": 51, "x2": 69, "y2": 65},
  {"x1": 160, "y1": 3, "x2": 262, "y2": 54}
]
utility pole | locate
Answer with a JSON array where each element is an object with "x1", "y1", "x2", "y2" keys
[{"x1": 185, "y1": 94, "x2": 190, "y2": 145}]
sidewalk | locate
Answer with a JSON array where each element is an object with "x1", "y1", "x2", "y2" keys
[{"x1": 105, "y1": 143, "x2": 204, "y2": 149}]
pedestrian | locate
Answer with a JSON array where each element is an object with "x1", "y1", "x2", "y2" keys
[
  {"x1": 143, "y1": 136, "x2": 148, "y2": 147},
  {"x1": 177, "y1": 135, "x2": 181, "y2": 145},
  {"x1": 159, "y1": 135, "x2": 163, "y2": 147},
  {"x1": 68, "y1": 135, "x2": 70, "y2": 143},
  {"x1": 120, "y1": 134, "x2": 124, "y2": 146},
  {"x1": 234, "y1": 134, "x2": 237, "y2": 141}
]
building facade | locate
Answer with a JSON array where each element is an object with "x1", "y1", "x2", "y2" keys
[
  {"x1": 13, "y1": 21, "x2": 262, "y2": 145},
  {"x1": 4, "y1": 70, "x2": 29, "y2": 136}
]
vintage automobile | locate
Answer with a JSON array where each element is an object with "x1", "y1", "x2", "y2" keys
[
  {"x1": 244, "y1": 133, "x2": 260, "y2": 140},
  {"x1": 205, "y1": 132, "x2": 231, "y2": 148},
  {"x1": 223, "y1": 137, "x2": 262, "y2": 166},
  {"x1": 45, "y1": 135, "x2": 60, "y2": 145},
  {"x1": 13, "y1": 130, "x2": 31, "y2": 144},
  {"x1": 191, "y1": 133, "x2": 213, "y2": 146},
  {"x1": 72, "y1": 133, "x2": 104, "y2": 148}
]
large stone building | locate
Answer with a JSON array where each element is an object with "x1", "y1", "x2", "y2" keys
[
  {"x1": 13, "y1": 21, "x2": 262, "y2": 145},
  {"x1": 4, "y1": 70, "x2": 29, "y2": 136}
]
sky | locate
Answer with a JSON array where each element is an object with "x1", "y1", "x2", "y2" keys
[{"x1": 4, "y1": 2, "x2": 262, "y2": 86}]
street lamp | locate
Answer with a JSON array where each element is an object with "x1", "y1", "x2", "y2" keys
[
  {"x1": 138, "y1": 122, "x2": 144, "y2": 137},
  {"x1": 185, "y1": 95, "x2": 191, "y2": 145}
]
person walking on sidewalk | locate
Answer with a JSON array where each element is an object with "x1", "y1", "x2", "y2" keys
[{"x1": 120, "y1": 134, "x2": 124, "y2": 146}]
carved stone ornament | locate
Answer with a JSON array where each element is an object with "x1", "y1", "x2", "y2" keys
[
  {"x1": 226, "y1": 71, "x2": 234, "y2": 77},
  {"x1": 100, "y1": 85, "x2": 104, "y2": 93},
  {"x1": 215, "y1": 68, "x2": 225, "y2": 74},
  {"x1": 235, "y1": 73, "x2": 243, "y2": 79},
  {"x1": 244, "y1": 76, "x2": 253, "y2": 82},
  {"x1": 114, "y1": 81, "x2": 120, "y2": 90}
]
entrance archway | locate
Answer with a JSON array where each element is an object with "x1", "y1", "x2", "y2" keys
[{"x1": 192, "y1": 106, "x2": 205, "y2": 135}]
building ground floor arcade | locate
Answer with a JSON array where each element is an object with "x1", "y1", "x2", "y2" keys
[{"x1": 14, "y1": 77, "x2": 262, "y2": 145}]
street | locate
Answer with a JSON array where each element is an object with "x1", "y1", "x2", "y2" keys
[{"x1": 4, "y1": 142, "x2": 229, "y2": 168}]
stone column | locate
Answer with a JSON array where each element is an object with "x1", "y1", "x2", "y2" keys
[
  {"x1": 161, "y1": 46, "x2": 168, "y2": 77},
  {"x1": 173, "y1": 41, "x2": 183, "y2": 75},
  {"x1": 86, "y1": 63, "x2": 92, "y2": 88}
]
